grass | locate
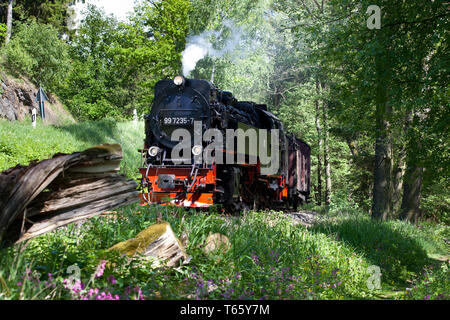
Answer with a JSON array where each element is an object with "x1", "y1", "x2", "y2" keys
[
  {"x1": 0, "y1": 119, "x2": 144, "y2": 179},
  {"x1": 0, "y1": 119, "x2": 448, "y2": 300},
  {"x1": 0, "y1": 205, "x2": 448, "y2": 300}
]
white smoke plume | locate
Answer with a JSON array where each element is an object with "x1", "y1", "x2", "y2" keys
[
  {"x1": 181, "y1": 35, "x2": 215, "y2": 76},
  {"x1": 181, "y1": 21, "x2": 244, "y2": 77}
]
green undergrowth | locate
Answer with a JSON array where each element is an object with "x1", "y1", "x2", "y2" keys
[
  {"x1": 312, "y1": 213, "x2": 447, "y2": 286},
  {"x1": 0, "y1": 205, "x2": 448, "y2": 300},
  {"x1": 0, "y1": 119, "x2": 144, "y2": 179}
]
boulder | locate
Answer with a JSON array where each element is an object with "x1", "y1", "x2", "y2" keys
[
  {"x1": 0, "y1": 73, "x2": 75, "y2": 123},
  {"x1": 109, "y1": 221, "x2": 188, "y2": 267}
]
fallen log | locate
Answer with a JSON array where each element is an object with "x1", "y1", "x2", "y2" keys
[
  {"x1": 109, "y1": 221, "x2": 189, "y2": 268},
  {"x1": 0, "y1": 144, "x2": 139, "y2": 247}
]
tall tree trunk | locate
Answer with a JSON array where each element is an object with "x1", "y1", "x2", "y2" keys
[
  {"x1": 400, "y1": 109, "x2": 423, "y2": 223},
  {"x1": 390, "y1": 108, "x2": 413, "y2": 214},
  {"x1": 5, "y1": 0, "x2": 12, "y2": 44},
  {"x1": 372, "y1": 130, "x2": 392, "y2": 220},
  {"x1": 391, "y1": 158, "x2": 405, "y2": 212},
  {"x1": 321, "y1": 82, "x2": 331, "y2": 205},
  {"x1": 372, "y1": 56, "x2": 392, "y2": 220},
  {"x1": 400, "y1": 161, "x2": 423, "y2": 223},
  {"x1": 315, "y1": 79, "x2": 323, "y2": 206}
]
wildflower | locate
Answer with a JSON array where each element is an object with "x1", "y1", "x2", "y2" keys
[
  {"x1": 17, "y1": 281, "x2": 22, "y2": 286},
  {"x1": 95, "y1": 260, "x2": 107, "y2": 278},
  {"x1": 107, "y1": 275, "x2": 117, "y2": 285}
]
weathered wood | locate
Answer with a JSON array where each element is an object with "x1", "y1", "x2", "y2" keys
[
  {"x1": 203, "y1": 233, "x2": 230, "y2": 255},
  {"x1": 109, "y1": 222, "x2": 188, "y2": 267},
  {"x1": 25, "y1": 176, "x2": 136, "y2": 217},
  {"x1": 0, "y1": 144, "x2": 139, "y2": 247},
  {"x1": 16, "y1": 190, "x2": 138, "y2": 243}
]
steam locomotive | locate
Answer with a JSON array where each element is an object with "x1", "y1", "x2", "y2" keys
[{"x1": 138, "y1": 76, "x2": 310, "y2": 211}]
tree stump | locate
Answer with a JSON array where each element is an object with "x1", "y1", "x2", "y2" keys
[
  {"x1": 203, "y1": 233, "x2": 231, "y2": 255},
  {"x1": 109, "y1": 221, "x2": 188, "y2": 267}
]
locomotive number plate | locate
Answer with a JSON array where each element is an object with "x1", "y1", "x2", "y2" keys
[{"x1": 162, "y1": 117, "x2": 195, "y2": 125}]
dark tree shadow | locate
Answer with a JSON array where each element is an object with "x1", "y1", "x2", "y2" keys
[
  {"x1": 56, "y1": 120, "x2": 118, "y2": 147},
  {"x1": 311, "y1": 216, "x2": 436, "y2": 286}
]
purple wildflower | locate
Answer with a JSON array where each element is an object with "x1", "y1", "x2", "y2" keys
[{"x1": 95, "y1": 260, "x2": 107, "y2": 278}]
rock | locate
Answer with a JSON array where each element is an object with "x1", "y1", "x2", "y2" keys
[
  {"x1": 0, "y1": 96, "x2": 17, "y2": 121},
  {"x1": 109, "y1": 221, "x2": 189, "y2": 267},
  {"x1": 285, "y1": 211, "x2": 319, "y2": 227},
  {"x1": 0, "y1": 74, "x2": 75, "y2": 124},
  {"x1": 203, "y1": 233, "x2": 231, "y2": 255}
]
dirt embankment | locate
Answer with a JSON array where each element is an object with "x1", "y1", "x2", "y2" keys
[{"x1": 0, "y1": 72, "x2": 75, "y2": 124}]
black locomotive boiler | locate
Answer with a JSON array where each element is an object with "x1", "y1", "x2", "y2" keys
[{"x1": 138, "y1": 76, "x2": 310, "y2": 211}]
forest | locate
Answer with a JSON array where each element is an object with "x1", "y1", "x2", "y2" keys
[{"x1": 0, "y1": 0, "x2": 448, "y2": 302}]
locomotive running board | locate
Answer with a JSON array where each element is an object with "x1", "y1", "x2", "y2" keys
[{"x1": 139, "y1": 192, "x2": 213, "y2": 207}]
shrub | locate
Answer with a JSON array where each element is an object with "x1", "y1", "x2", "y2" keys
[
  {"x1": 3, "y1": 20, "x2": 70, "y2": 92},
  {"x1": 0, "y1": 23, "x2": 7, "y2": 43}
]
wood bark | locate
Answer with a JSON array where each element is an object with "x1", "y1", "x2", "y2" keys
[
  {"x1": 399, "y1": 51, "x2": 431, "y2": 223},
  {"x1": 372, "y1": 121, "x2": 392, "y2": 220},
  {"x1": 315, "y1": 79, "x2": 323, "y2": 205},
  {"x1": 400, "y1": 110, "x2": 424, "y2": 223},
  {"x1": 109, "y1": 222, "x2": 189, "y2": 268},
  {"x1": 371, "y1": 56, "x2": 392, "y2": 220},
  {"x1": 5, "y1": 0, "x2": 12, "y2": 44},
  {"x1": 400, "y1": 162, "x2": 423, "y2": 223},
  {"x1": 0, "y1": 144, "x2": 139, "y2": 247},
  {"x1": 321, "y1": 82, "x2": 331, "y2": 205},
  {"x1": 391, "y1": 159, "x2": 405, "y2": 212}
]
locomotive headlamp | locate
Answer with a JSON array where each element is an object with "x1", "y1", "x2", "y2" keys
[
  {"x1": 173, "y1": 75, "x2": 185, "y2": 86},
  {"x1": 192, "y1": 145, "x2": 203, "y2": 156},
  {"x1": 148, "y1": 146, "x2": 160, "y2": 157}
]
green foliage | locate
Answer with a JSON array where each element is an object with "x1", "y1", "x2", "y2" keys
[
  {"x1": 60, "y1": 1, "x2": 190, "y2": 120},
  {"x1": 421, "y1": 182, "x2": 450, "y2": 224},
  {"x1": 271, "y1": 0, "x2": 449, "y2": 219},
  {"x1": 188, "y1": 0, "x2": 275, "y2": 103},
  {"x1": 3, "y1": 20, "x2": 70, "y2": 92},
  {"x1": 0, "y1": 0, "x2": 76, "y2": 35},
  {"x1": 0, "y1": 23, "x2": 6, "y2": 42}
]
